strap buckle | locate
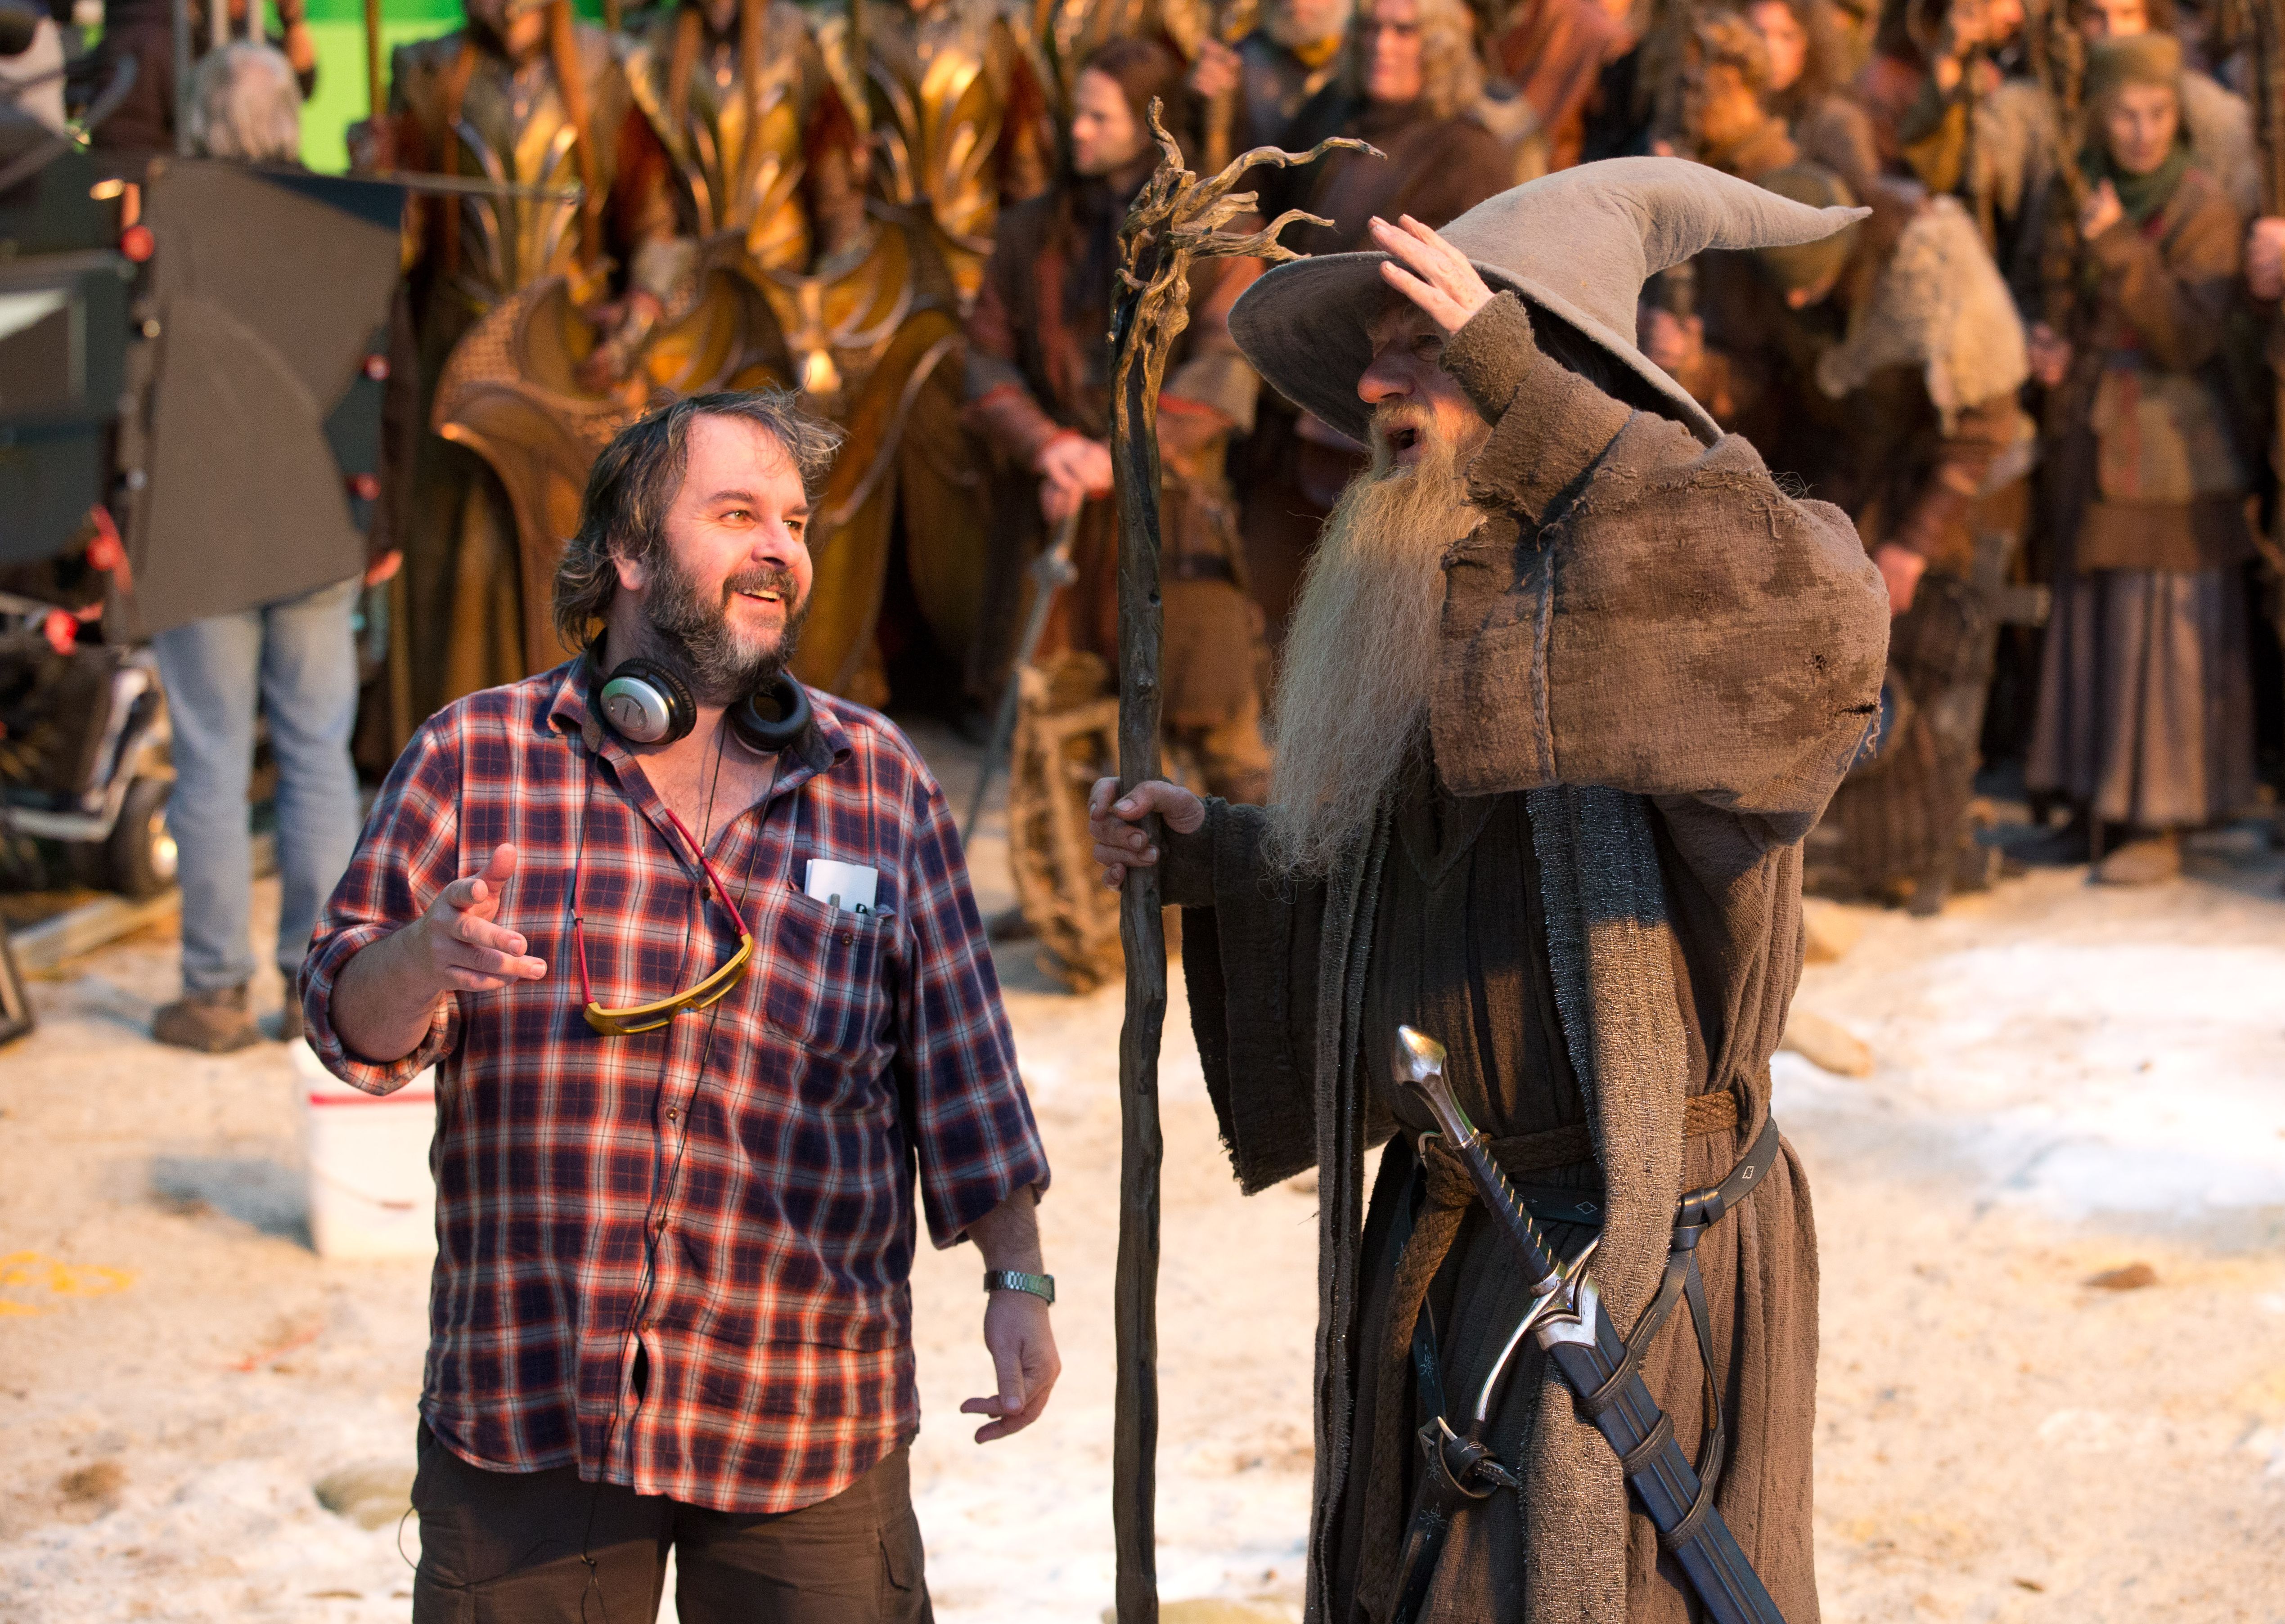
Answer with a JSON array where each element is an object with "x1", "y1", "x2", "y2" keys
[{"x1": 1414, "y1": 1414, "x2": 1519, "y2": 1501}]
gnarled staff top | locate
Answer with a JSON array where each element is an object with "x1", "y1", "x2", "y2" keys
[{"x1": 1108, "y1": 99, "x2": 1380, "y2": 404}]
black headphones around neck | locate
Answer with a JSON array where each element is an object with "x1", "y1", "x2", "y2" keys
[{"x1": 589, "y1": 638, "x2": 814, "y2": 756}]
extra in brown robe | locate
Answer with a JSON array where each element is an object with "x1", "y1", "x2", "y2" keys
[
  {"x1": 1160, "y1": 293, "x2": 1889, "y2": 1623},
  {"x1": 963, "y1": 175, "x2": 1273, "y2": 798},
  {"x1": 2028, "y1": 161, "x2": 2259, "y2": 829}
]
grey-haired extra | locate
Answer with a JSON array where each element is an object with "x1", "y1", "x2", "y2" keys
[
  {"x1": 187, "y1": 42, "x2": 302, "y2": 163},
  {"x1": 551, "y1": 388, "x2": 844, "y2": 655}
]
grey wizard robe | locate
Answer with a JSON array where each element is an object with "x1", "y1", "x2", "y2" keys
[{"x1": 1158, "y1": 292, "x2": 1889, "y2": 1624}]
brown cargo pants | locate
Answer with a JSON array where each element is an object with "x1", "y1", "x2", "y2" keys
[{"x1": 409, "y1": 1424, "x2": 932, "y2": 1624}]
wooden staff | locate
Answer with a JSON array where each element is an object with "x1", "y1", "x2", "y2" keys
[
  {"x1": 2032, "y1": 0, "x2": 2090, "y2": 211},
  {"x1": 2240, "y1": 0, "x2": 2285, "y2": 720},
  {"x1": 364, "y1": 0, "x2": 384, "y2": 119},
  {"x1": 1106, "y1": 106, "x2": 1370, "y2": 1624},
  {"x1": 172, "y1": 0, "x2": 194, "y2": 153}
]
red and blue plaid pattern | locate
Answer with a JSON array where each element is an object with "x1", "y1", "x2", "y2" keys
[{"x1": 301, "y1": 659, "x2": 1048, "y2": 1513}]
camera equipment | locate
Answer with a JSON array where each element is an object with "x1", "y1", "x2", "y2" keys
[
  {"x1": 0, "y1": 4, "x2": 42, "y2": 58},
  {"x1": 1, "y1": 153, "x2": 403, "y2": 900}
]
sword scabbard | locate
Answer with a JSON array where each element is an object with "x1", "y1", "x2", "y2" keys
[{"x1": 1539, "y1": 1277, "x2": 1786, "y2": 1624}]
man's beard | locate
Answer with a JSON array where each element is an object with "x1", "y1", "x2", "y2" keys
[
  {"x1": 1263, "y1": 406, "x2": 1485, "y2": 878},
  {"x1": 638, "y1": 550, "x2": 808, "y2": 707}
]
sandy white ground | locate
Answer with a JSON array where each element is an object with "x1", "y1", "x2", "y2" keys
[{"x1": 1, "y1": 722, "x2": 2280, "y2": 1622}]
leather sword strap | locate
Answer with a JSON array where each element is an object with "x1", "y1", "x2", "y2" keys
[
  {"x1": 1577, "y1": 1114, "x2": 1783, "y2": 1553},
  {"x1": 1390, "y1": 1302, "x2": 1516, "y2": 1624}
]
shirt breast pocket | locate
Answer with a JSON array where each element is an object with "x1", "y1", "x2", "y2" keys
[{"x1": 757, "y1": 888, "x2": 895, "y2": 1067}]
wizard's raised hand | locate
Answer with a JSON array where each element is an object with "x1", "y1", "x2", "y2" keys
[{"x1": 1370, "y1": 215, "x2": 1494, "y2": 336}]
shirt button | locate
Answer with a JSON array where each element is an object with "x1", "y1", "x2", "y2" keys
[{"x1": 665, "y1": 1108, "x2": 678, "y2": 1122}]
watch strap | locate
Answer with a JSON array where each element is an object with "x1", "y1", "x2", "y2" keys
[{"x1": 984, "y1": 1268, "x2": 1055, "y2": 1305}]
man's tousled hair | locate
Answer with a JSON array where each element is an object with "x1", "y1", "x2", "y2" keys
[{"x1": 552, "y1": 389, "x2": 843, "y2": 654}]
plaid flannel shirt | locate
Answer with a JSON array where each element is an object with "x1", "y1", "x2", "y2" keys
[{"x1": 300, "y1": 659, "x2": 1048, "y2": 1513}]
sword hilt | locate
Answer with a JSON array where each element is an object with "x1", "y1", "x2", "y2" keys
[{"x1": 1391, "y1": 1026, "x2": 1564, "y2": 1295}]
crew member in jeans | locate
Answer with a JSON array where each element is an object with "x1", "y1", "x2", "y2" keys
[
  {"x1": 301, "y1": 390, "x2": 1056, "y2": 1620},
  {"x1": 149, "y1": 44, "x2": 394, "y2": 1053}
]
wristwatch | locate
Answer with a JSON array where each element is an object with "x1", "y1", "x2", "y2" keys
[{"x1": 984, "y1": 1269, "x2": 1055, "y2": 1305}]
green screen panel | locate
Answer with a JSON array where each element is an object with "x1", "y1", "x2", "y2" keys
[{"x1": 282, "y1": 0, "x2": 614, "y2": 173}]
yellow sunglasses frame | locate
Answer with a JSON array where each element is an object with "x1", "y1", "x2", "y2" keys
[
  {"x1": 573, "y1": 805, "x2": 757, "y2": 1036},
  {"x1": 580, "y1": 929, "x2": 755, "y2": 1035}
]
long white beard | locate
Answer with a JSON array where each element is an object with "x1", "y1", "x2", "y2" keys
[{"x1": 1264, "y1": 416, "x2": 1485, "y2": 878}]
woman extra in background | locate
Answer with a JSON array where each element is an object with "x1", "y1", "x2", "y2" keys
[{"x1": 2024, "y1": 30, "x2": 2258, "y2": 885}]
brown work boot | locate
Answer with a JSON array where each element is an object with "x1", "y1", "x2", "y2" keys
[
  {"x1": 2093, "y1": 830, "x2": 2182, "y2": 887},
  {"x1": 152, "y1": 985, "x2": 262, "y2": 1053},
  {"x1": 264, "y1": 1002, "x2": 307, "y2": 1045},
  {"x1": 985, "y1": 906, "x2": 1038, "y2": 943}
]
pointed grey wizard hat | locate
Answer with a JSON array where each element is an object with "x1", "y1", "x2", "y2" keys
[{"x1": 1228, "y1": 155, "x2": 1870, "y2": 446}]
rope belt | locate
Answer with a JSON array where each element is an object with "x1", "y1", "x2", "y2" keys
[{"x1": 1367, "y1": 1098, "x2": 1782, "y2": 1624}]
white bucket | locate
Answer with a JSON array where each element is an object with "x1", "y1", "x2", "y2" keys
[{"x1": 290, "y1": 1040, "x2": 438, "y2": 1260}]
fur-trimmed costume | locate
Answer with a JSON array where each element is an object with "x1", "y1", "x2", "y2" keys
[
  {"x1": 1810, "y1": 192, "x2": 2029, "y2": 422},
  {"x1": 1696, "y1": 176, "x2": 2031, "y2": 902}
]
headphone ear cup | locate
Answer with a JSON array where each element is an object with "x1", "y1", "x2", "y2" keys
[
  {"x1": 726, "y1": 673, "x2": 813, "y2": 756},
  {"x1": 598, "y1": 658, "x2": 697, "y2": 745}
]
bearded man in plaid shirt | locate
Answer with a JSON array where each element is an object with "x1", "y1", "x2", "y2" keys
[{"x1": 302, "y1": 390, "x2": 1055, "y2": 1623}]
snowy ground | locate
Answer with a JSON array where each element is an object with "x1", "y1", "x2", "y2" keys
[{"x1": 1, "y1": 722, "x2": 2281, "y2": 1621}]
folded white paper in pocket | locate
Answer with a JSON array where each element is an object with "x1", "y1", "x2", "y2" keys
[{"x1": 804, "y1": 859, "x2": 879, "y2": 915}]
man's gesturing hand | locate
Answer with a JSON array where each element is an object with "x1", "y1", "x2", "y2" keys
[
  {"x1": 1087, "y1": 776, "x2": 1206, "y2": 889},
  {"x1": 328, "y1": 841, "x2": 547, "y2": 1065},
  {"x1": 962, "y1": 1292, "x2": 1061, "y2": 1443},
  {"x1": 1370, "y1": 214, "x2": 1494, "y2": 336},
  {"x1": 416, "y1": 843, "x2": 548, "y2": 993}
]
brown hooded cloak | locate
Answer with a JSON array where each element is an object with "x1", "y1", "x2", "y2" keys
[{"x1": 1160, "y1": 225, "x2": 1887, "y2": 1620}]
